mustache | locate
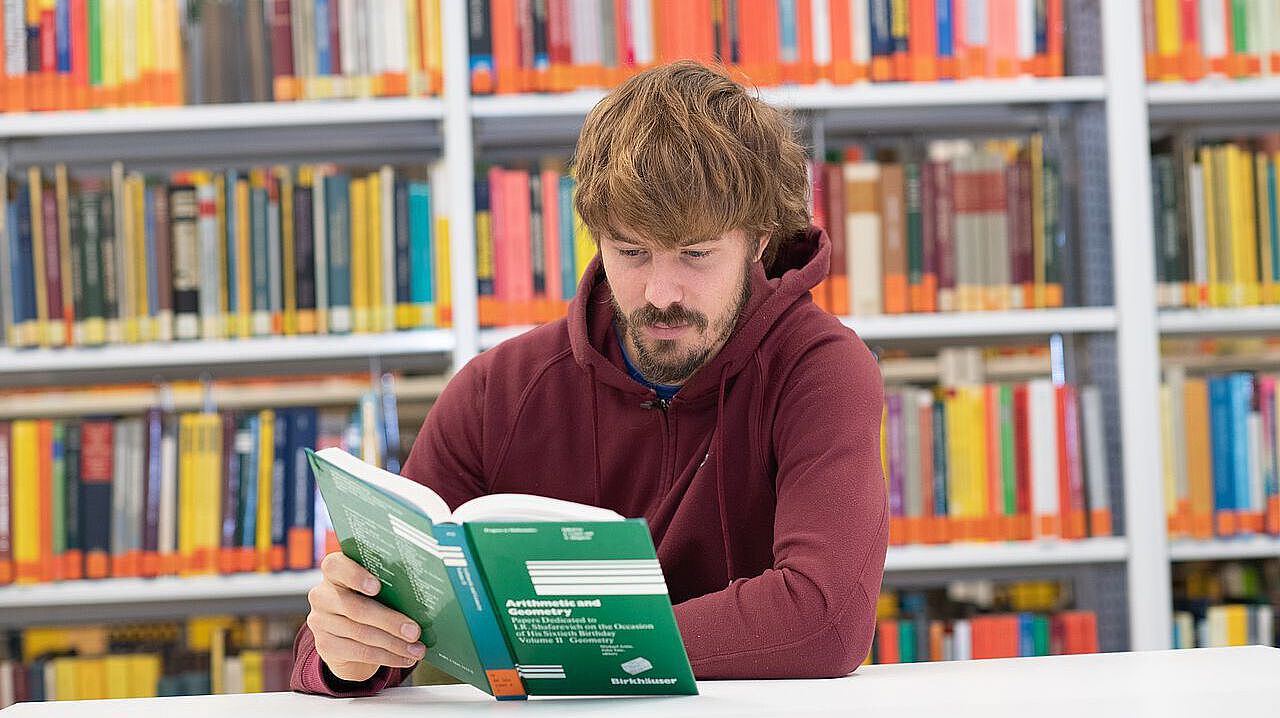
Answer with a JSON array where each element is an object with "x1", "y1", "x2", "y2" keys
[{"x1": 630, "y1": 303, "x2": 708, "y2": 332}]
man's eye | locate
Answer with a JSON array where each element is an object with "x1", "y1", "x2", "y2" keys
[
  {"x1": 619, "y1": 249, "x2": 646, "y2": 258},
  {"x1": 683, "y1": 250, "x2": 711, "y2": 259}
]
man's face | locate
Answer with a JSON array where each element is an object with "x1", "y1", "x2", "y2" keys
[{"x1": 601, "y1": 226, "x2": 765, "y2": 386}]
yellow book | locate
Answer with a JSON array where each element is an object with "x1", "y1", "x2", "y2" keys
[
  {"x1": 236, "y1": 176, "x2": 253, "y2": 338},
  {"x1": 178, "y1": 413, "x2": 194, "y2": 574},
  {"x1": 214, "y1": 172, "x2": 229, "y2": 338},
  {"x1": 430, "y1": 160, "x2": 451, "y2": 326},
  {"x1": 101, "y1": 0, "x2": 121, "y2": 104},
  {"x1": 1257, "y1": 151, "x2": 1275, "y2": 304},
  {"x1": 256, "y1": 409, "x2": 275, "y2": 571},
  {"x1": 241, "y1": 650, "x2": 264, "y2": 693},
  {"x1": 54, "y1": 656, "x2": 78, "y2": 701},
  {"x1": 137, "y1": 0, "x2": 154, "y2": 103},
  {"x1": 1200, "y1": 147, "x2": 1222, "y2": 306},
  {"x1": 379, "y1": 165, "x2": 397, "y2": 332},
  {"x1": 104, "y1": 654, "x2": 131, "y2": 699},
  {"x1": 351, "y1": 176, "x2": 370, "y2": 333},
  {"x1": 969, "y1": 387, "x2": 989, "y2": 540},
  {"x1": 11, "y1": 420, "x2": 41, "y2": 584},
  {"x1": 278, "y1": 167, "x2": 298, "y2": 335},
  {"x1": 1232, "y1": 146, "x2": 1259, "y2": 306},
  {"x1": 128, "y1": 653, "x2": 162, "y2": 698},
  {"x1": 422, "y1": 0, "x2": 443, "y2": 93},
  {"x1": 199, "y1": 412, "x2": 223, "y2": 574},
  {"x1": 77, "y1": 656, "x2": 106, "y2": 700},
  {"x1": 55, "y1": 164, "x2": 75, "y2": 346},
  {"x1": 1220, "y1": 146, "x2": 1242, "y2": 306},
  {"x1": 1184, "y1": 377, "x2": 1214, "y2": 538},
  {"x1": 120, "y1": 0, "x2": 139, "y2": 104},
  {"x1": 405, "y1": 0, "x2": 423, "y2": 95},
  {"x1": 574, "y1": 208, "x2": 595, "y2": 284},
  {"x1": 211, "y1": 627, "x2": 227, "y2": 694},
  {"x1": 130, "y1": 173, "x2": 155, "y2": 341},
  {"x1": 27, "y1": 169, "x2": 51, "y2": 348},
  {"x1": 1154, "y1": 0, "x2": 1182, "y2": 82},
  {"x1": 1225, "y1": 605, "x2": 1248, "y2": 646}
]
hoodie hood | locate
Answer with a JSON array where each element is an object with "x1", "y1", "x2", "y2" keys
[{"x1": 567, "y1": 226, "x2": 833, "y2": 400}]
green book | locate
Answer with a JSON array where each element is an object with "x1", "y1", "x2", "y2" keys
[{"x1": 306, "y1": 447, "x2": 698, "y2": 700}]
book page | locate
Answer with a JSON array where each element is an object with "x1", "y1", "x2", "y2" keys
[
  {"x1": 314, "y1": 447, "x2": 452, "y2": 523},
  {"x1": 452, "y1": 493, "x2": 625, "y2": 524}
]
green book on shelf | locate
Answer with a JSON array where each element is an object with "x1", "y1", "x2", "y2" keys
[{"x1": 306, "y1": 447, "x2": 697, "y2": 700}]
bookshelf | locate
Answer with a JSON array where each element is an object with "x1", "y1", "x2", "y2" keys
[
  {"x1": 0, "y1": 2, "x2": 1235, "y2": 659},
  {"x1": 1169, "y1": 538, "x2": 1280, "y2": 563}
]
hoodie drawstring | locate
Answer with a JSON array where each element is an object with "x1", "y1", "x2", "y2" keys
[{"x1": 715, "y1": 364, "x2": 735, "y2": 584}]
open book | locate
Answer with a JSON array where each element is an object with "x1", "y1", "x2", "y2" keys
[{"x1": 305, "y1": 447, "x2": 697, "y2": 699}]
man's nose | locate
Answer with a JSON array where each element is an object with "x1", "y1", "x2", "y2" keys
[{"x1": 643, "y1": 262, "x2": 684, "y2": 309}]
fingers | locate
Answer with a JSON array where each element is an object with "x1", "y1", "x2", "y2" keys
[
  {"x1": 308, "y1": 580, "x2": 423, "y2": 644},
  {"x1": 308, "y1": 611, "x2": 426, "y2": 666},
  {"x1": 320, "y1": 551, "x2": 381, "y2": 596},
  {"x1": 312, "y1": 630, "x2": 422, "y2": 670}
]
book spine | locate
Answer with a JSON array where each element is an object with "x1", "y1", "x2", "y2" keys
[
  {"x1": 408, "y1": 180, "x2": 434, "y2": 326},
  {"x1": 438, "y1": 524, "x2": 527, "y2": 699},
  {"x1": 270, "y1": 408, "x2": 289, "y2": 571},
  {"x1": 288, "y1": 408, "x2": 317, "y2": 570},
  {"x1": 78, "y1": 419, "x2": 111, "y2": 579},
  {"x1": 393, "y1": 178, "x2": 412, "y2": 328},
  {"x1": 294, "y1": 178, "x2": 317, "y2": 333},
  {"x1": 218, "y1": 410, "x2": 241, "y2": 574},
  {"x1": 280, "y1": 168, "x2": 298, "y2": 335},
  {"x1": 325, "y1": 173, "x2": 352, "y2": 333}
]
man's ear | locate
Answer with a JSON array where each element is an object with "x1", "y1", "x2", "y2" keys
[{"x1": 754, "y1": 233, "x2": 769, "y2": 263}]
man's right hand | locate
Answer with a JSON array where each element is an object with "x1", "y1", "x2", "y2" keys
[{"x1": 307, "y1": 551, "x2": 427, "y2": 683}]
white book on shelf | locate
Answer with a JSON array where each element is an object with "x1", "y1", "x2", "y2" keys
[
  {"x1": 159, "y1": 416, "x2": 178, "y2": 561},
  {"x1": 1165, "y1": 368, "x2": 1188, "y2": 522},
  {"x1": 851, "y1": 0, "x2": 871, "y2": 67},
  {"x1": 952, "y1": 619, "x2": 972, "y2": 661},
  {"x1": 1201, "y1": 0, "x2": 1227, "y2": 76},
  {"x1": 1016, "y1": 0, "x2": 1035, "y2": 76},
  {"x1": 1189, "y1": 163, "x2": 1208, "y2": 302},
  {"x1": 844, "y1": 158, "x2": 882, "y2": 316},
  {"x1": 812, "y1": 0, "x2": 832, "y2": 71},
  {"x1": 1028, "y1": 378, "x2": 1060, "y2": 539},
  {"x1": 629, "y1": 0, "x2": 653, "y2": 66},
  {"x1": 198, "y1": 178, "x2": 223, "y2": 341}
]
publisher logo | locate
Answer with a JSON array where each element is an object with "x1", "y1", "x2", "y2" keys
[{"x1": 620, "y1": 657, "x2": 653, "y2": 676}]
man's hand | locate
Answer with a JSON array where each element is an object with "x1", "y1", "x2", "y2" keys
[{"x1": 307, "y1": 552, "x2": 427, "y2": 683}]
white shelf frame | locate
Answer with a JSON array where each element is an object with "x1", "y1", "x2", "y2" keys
[
  {"x1": 470, "y1": 76, "x2": 1107, "y2": 118},
  {"x1": 1169, "y1": 538, "x2": 1280, "y2": 562},
  {"x1": 843, "y1": 307, "x2": 1117, "y2": 341},
  {"x1": 0, "y1": 330, "x2": 455, "y2": 375},
  {"x1": 1158, "y1": 307, "x2": 1280, "y2": 334},
  {"x1": 884, "y1": 538, "x2": 1129, "y2": 572},
  {"x1": 0, "y1": 97, "x2": 445, "y2": 138},
  {"x1": 1147, "y1": 78, "x2": 1280, "y2": 106}
]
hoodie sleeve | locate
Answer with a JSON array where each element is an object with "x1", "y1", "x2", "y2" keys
[
  {"x1": 290, "y1": 360, "x2": 490, "y2": 696},
  {"x1": 672, "y1": 331, "x2": 888, "y2": 679}
]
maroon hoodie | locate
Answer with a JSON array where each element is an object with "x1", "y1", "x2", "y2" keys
[{"x1": 291, "y1": 227, "x2": 888, "y2": 695}]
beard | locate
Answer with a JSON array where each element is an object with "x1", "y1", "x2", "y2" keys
[{"x1": 614, "y1": 260, "x2": 754, "y2": 386}]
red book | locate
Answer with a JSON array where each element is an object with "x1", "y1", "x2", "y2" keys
[
  {"x1": 507, "y1": 169, "x2": 534, "y2": 325},
  {"x1": 546, "y1": 0, "x2": 570, "y2": 90},
  {"x1": 1046, "y1": 0, "x2": 1064, "y2": 76},
  {"x1": 541, "y1": 168, "x2": 564, "y2": 319},
  {"x1": 809, "y1": 162, "x2": 832, "y2": 313},
  {"x1": 1058, "y1": 385, "x2": 1087, "y2": 539},
  {"x1": 269, "y1": 1, "x2": 296, "y2": 100},
  {"x1": 824, "y1": 162, "x2": 850, "y2": 315},
  {"x1": 1013, "y1": 384, "x2": 1033, "y2": 540},
  {"x1": 36, "y1": 421, "x2": 55, "y2": 583},
  {"x1": 70, "y1": 0, "x2": 88, "y2": 109},
  {"x1": 613, "y1": 0, "x2": 635, "y2": 81},
  {"x1": 932, "y1": 157, "x2": 956, "y2": 312},
  {"x1": 877, "y1": 619, "x2": 901, "y2": 663},
  {"x1": 492, "y1": 0, "x2": 521, "y2": 93}
]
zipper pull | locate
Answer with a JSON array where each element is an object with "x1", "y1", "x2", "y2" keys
[{"x1": 640, "y1": 398, "x2": 670, "y2": 411}]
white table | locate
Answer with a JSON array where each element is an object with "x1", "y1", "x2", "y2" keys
[{"x1": 2, "y1": 646, "x2": 1275, "y2": 717}]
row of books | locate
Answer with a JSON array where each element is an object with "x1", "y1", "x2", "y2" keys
[
  {"x1": 869, "y1": 582, "x2": 1098, "y2": 663},
  {"x1": 1171, "y1": 560, "x2": 1278, "y2": 648},
  {"x1": 810, "y1": 134, "x2": 1067, "y2": 317},
  {"x1": 467, "y1": 0, "x2": 1069, "y2": 95},
  {"x1": 1151, "y1": 135, "x2": 1280, "y2": 309},
  {"x1": 0, "y1": 615, "x2": 302, "y2": 707},
  {"x1": 0, "y1": 162, "x2": 453, "y2": 350},
  {"x1": 475, "y1": 162, "x2": 592, "y2": 327},
  {"x1": 0, "y1": 0, "x2": 445, "y2": 113},
  {"x1": 882, "y1": 380, "x2": 1112, "y2": 545},
  {"x1": 1160, "y1": 368, "x2": 1280, "y2": 539},
  {"x1": 0, "y1": 391, "x2": 404, "y2": 585},
  {"x1": 1144, "y1": 0, "x2": 1280, "y2": 82}
]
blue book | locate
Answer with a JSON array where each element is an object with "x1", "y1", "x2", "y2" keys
[
  {"x1": 225, "y1": 171, "x2": 239, "y2": 317},
  {"x1": 869, "y1": 0, "x2": 894, "y2": 62},
  {"x1": 239, "y1": 414, "x2": 260, "y2": 551},
  {"x1": 778, "y1": 0, "x2": 799, "y2": 66},
  {"x1": 1208, "y1": 377, "x2": 1235, "y2": 526},
  {"x1": 8, "y1": 199, "x2": 30, "y2": 337},
  {"x1": 932, "y1": 399, "x2": 948, "y2": 517},
  {"x1": 408, "y1": 181, "x2": 434, "y2": 312},
  {"x1": 324, "y1": 174, "x2": 353, "y2": 331},
  {"x1": 1034, "y1": 0, "x2": 1048, "y2": 55},
  {"x1": 557, "y1": 176, "x2": 576, "y2": 301},
  {"x1": 272, "y1": 409, "x2": 292, "y2": 560},
  {"x1": 1229, "y1": 374, "x2": 1255, "y2": 528},
  {"x1": 56, "y1": 0, "x2": 71, "y2": 74},
  {"x1": 315, "y1": 0, "x2": 331, "y2": 77},
  {"x1": 15, "y1": 190, "x2": 35, "y2": 340},
  {"x1": 936, "y1": 0, "x2": 954, "y2": 65},
  {"x1": 1018, "y1": 613, "x2": 1035, "y2": 657},
  {"x1": 288, "y1": 408, "x2": 318, "y2": 567},
  {"x1": 467, "y1": 0, "x2": 495, "y2": 92},
  {"x1": 251, "y1": 186, "x2": 271, "y2": 319}
]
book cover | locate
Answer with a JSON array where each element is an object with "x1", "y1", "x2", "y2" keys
[{"x1": 307, "y1": 446, "x2": 696, "y2": 699}]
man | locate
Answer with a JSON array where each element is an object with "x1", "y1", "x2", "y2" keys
[{"x1": 291, "y1": 60, "x2": 888, "y2": 696}]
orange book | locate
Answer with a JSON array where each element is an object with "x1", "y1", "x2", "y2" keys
[
  {"x1": 491, "y1": 0, "x2": 520, "y2": 93},
  {"x1": 880, "y1": 162, "x2": 909, "y2": 314},
  {"x1": 828, "y1": 0, "x2": 854, "y2": 82},
  {"x1": 988, "y1": 0, "x2": 1017, "y2": 78},
  {"x1": 759, "y1": 0, "x2": 782, "y2": 85},
  {"x1": 1176, "y1": 0, "x2": 1204, "y2": 80},
  {"x1": 1045, "y1": 0, "x2": 1064, "y2": 76},
  {"x1": 877, "y1": 619, "x2": 901, "y2": 663},
  {"x1": 908, "y1": 0, "x2": 937, "y2": 81},
  {"x1": 790, "y1": 0, "x2": 816, "y2": 84}
]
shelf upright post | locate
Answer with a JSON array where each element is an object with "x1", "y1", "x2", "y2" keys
[
  {"x1": 441, "y1": 0, "x2": 480, "y2": 369},
  {"x1": 1100, "y1": 0, "x2": 1171, "y2": 650}
]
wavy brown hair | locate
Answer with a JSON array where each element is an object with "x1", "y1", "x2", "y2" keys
[{"x1": 572, "y1": 60, "x2": 810, "y2": 269}]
